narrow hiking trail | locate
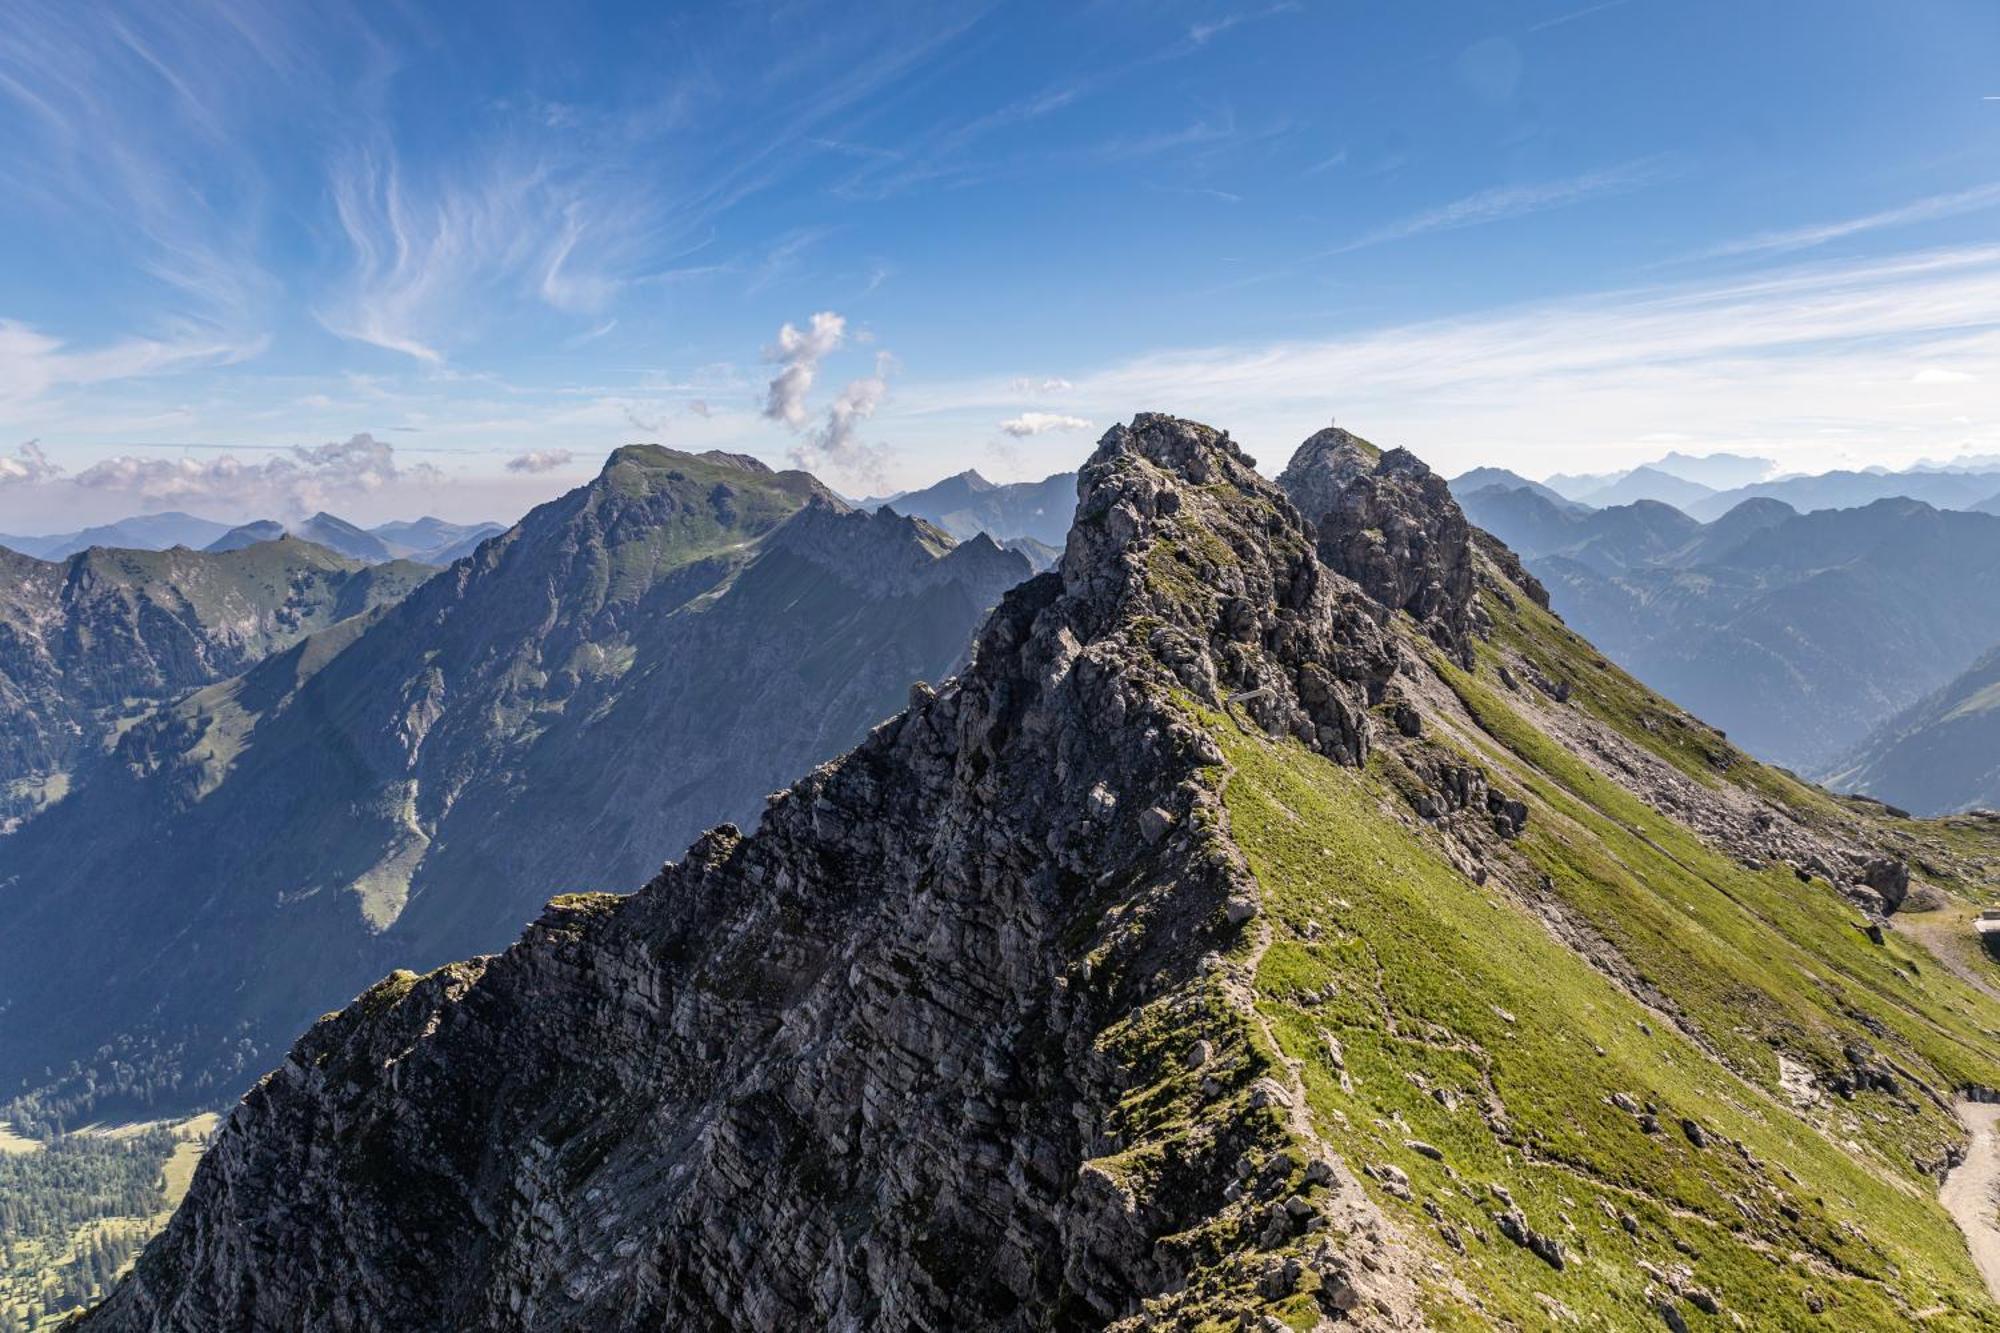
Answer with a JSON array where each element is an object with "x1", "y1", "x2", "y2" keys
[{"x1": 1942, "y1": 1100, "x2": 2000, "y2": 1303}]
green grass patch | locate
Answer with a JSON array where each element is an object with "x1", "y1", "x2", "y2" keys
[{"x1": 1218, "y1": 722, "x2": 2000, "y2": 1329}]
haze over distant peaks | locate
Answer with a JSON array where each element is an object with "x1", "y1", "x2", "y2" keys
[
  {"x1": 864, "y1": 468, "x2": 1078, "y2": 548},
  {"x1": 0, "y1": 539, "x2": 431, "y2": 830},
  {"x1": 1569, "y1": 465, "x2": 1718, "y2": 510},
  {"x1": 1461, "y1": 485, "x2": 2000, "y2": 769},
  {"x1": 1827, "y1": 646, "x2": 2000, "y2": 816},
  {"x1": 0, "y1": 512, "x2": 234, "y2": 561},
  {"x1": 204, "y1": 512, "x2": 506, "y2": 564}
]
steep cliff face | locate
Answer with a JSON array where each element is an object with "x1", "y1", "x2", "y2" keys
[
  {"x1": 0, "y1": 447, "x2": 1029, "y2": 1127},
  {"x1": 0, "y1": 539, "x2": 430, "y2": 828},
  {"x1": 90, "y1": 418, "x2": 2000, "y2": 1331},
  {"x1": 1277, "y1": 429, "x2": 1477, "y2": 665}
]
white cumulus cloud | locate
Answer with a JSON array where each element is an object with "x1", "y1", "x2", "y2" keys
[
  {"x1": 505, "y1": 448, "x2": 576, "y2": 473},
  {"x1": 999, "y1": 412, "x2": 1092, "y2": 437},
  {"x1": 0, "y1": 441, "x2": 61, "y2": 486},
  {"x1": 71, "y1": 433, "x2": 442, "y2": 516},
  {"x1": 789, "y1": 353, "x2": 894, "y2": 490},
  {"x1": 762, "y1": 311, "x2": 846, "y2": 427}
]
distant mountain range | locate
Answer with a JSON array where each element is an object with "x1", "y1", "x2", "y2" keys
[
  {"x1": 3, "y1": 510, "x2": 503, "y2": 566},
  {"x1": 208, "y1": 513, "x2": 505, "y2": 564},
  {"x1": 207, "y1": 512, "x2": 391, "y2": 561},
  {"x1": 1458, "y1": 484, "x2": 2000, "y2": 770},
  {"x1": 0, "y1": 446, "x2": 1028, "y2": 1124},
  {"x1": 1447, "y1": 466, "x2": 1579, "y2": 509},
  {"x1": 0, "y1": 512, "x2": 236, "y2": 560},
  {"x1": 1544, "y1": 450, "x2": 1774, "y2": 500},
  {"x1": 1684, "y1": 469, "x2": 2000, "y2": 522},
  {"x1": 0, "y1": 540, "x2": 432, "y2": 830},
  {"x1": 1499, "y1": 450, "x2": 2000, "y2": 522},
  {"x1": 372, "y1": 516, "x2": 507, "y2": 564},
  {"x1": 1567, "y1": 464, "x2": 1718, "y2": 510},
  {"x1": 863, "y1": 468, "x2": 1077, "y2": 547}
]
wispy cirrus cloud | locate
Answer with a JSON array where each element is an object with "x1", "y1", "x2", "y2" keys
[
  {"x1": 0, "y1": 2, "x2": 293, "y2": 380},
  {"x1": 0, "y1": 319, "x2": 263, "y2": 408},
  {"x1": 903, "y1": 243, "x2": 2000, "y2": 476},
  {"x1": 318, "y1": 142, "x2": 649, "y2": 364},
  {"x1": 1526, "y1": 0, "x2": 1634, "y2": 34},
  {"x1": 1685, "y1": 183, "x2": 2000, "y2": 262},
  {"x1": 1324, "y1": 157, "x2": 1674, "y2": 255},
  {"x1": 1189, "y1": 4, "x2": 1301, "y2": 46}
]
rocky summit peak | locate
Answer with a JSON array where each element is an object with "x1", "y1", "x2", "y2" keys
[
  {"x1": 694, "y1": 448, "x2": 774, "y2": 474},
  {"x1": 1277, "y1": 425, "x2": 1479, "y2": 665}
]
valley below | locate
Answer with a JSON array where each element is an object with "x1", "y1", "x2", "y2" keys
[{"x1": 0, "y1": 1114, "x2": 216, "y2": 1331}]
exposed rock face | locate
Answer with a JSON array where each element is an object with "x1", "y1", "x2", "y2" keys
[
  {"x1": 1277, "y1": 429, "x2": 1478, "y2": 664},
  {"x1": 87, "y1": 417, "x2": 1417, "y2": 1331}
]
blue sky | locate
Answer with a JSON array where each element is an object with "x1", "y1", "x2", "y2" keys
[{"x1": 1, "y1": 0, "x2": 1997, "y2": 528}]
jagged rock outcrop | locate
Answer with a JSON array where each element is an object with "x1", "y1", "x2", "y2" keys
[{"x1": 1278, "y1": 428, "x2": 1478, "y2": 665}]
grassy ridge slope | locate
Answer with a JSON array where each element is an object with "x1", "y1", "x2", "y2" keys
[{"x1": 1213, "y1": 577, "x2": 2000, "y2": 1327}]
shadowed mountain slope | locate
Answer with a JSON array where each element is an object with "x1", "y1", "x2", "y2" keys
[
  {"x1": 1461, "y1": 487, "x2": 2000, "y2": 770},
  {"x1": 86, "y1": 416, "x2": 2000, "y2": 1332},
  {"x1": 867, "y1": 468, "x2": 1080, "y2": 547},
  {"x1": 1827, "y1": 645, "x2": 2000, "y2": 816},
  {"x1": 0, "y1": 446, "x2": 1027, "y2": 1124},
  {"x1": 0, "y1": 539, "x2": 431, "y2": 830}
]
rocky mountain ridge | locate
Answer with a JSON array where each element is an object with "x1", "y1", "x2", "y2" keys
[
  {"x1": 1280, "y1": 428, "x2": 1477, "y2": 666},
  {"x1": 87, "y1": 416, "x2": 2000, "y2": 1331}
]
